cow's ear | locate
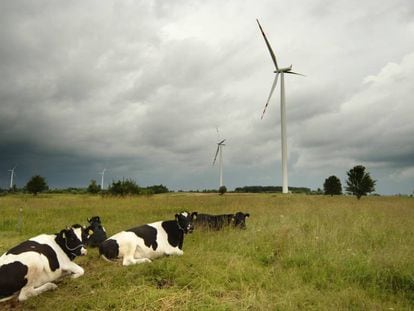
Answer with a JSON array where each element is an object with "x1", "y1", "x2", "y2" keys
[
  {"x1": 60, "y1": 229, "x2": 66, "y2": 239},
  {"x1": 175, "y1": 214, "x2": 179, "y2": 220},
  {"x1": 191, "y1": 212, "x2": 198, "y2": 219},
  {"x1": 245, "y1": 213, "x2": 250, "y2": 218},
  {"x1": 87, "y1": 218, "x2": 90, "y2": 222}
]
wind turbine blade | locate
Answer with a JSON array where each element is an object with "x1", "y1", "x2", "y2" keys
[
  {"x1": 218, "y1": 139, "x2": 225, "y2": 145},
  {"x1": 213, "y1": 146, "x2": 220, "y2": 165},
  {"x1": 256, "y1": 19, "x2": 279, "y2": 71},
  {"x1": 261, "y1": 73, "x2": 279, "y2": 119},
  {"x1": 287, "y1": 71, "x2": 305, "y2": 76}
]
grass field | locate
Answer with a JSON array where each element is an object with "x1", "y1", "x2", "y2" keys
[{"x1": 0, "y1": 193, "x2": 413, "y2": 310}]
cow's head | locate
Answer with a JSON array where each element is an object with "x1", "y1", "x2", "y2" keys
[
  {"x1": 232, "y1": 212, "x2": 250, "y2": 229},
  {"x1": 58, "y1": 225, "x2": 87, "y2": 259},
  {"x1": 85, "y1": 216, "x2": 107, "y2": 247},
  {"x1": 175, "y1": 211, "x2": 198, "y2": 233},
  {"x1": 77, "y1": 224, "x2": 90, "y2": 244},
  {"x1": 87, "y1": 216, "x2": 101, "y2": 225}
]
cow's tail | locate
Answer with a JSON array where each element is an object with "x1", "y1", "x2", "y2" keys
[
  {"x1": 100, "y1": 254, "x2": 116, "y2": 263},
  {"x1": 0, "y1": 295, "x2": 15, "y2": 303}
]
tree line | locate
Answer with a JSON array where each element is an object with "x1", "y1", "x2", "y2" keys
[
  {"x1": 234, "y1": 186, "x2": 311, "y2": 194},
  {"x1": 2, "y1": 165, "x2": 377, "y2": 199},
  {"x1": 3, "y1": 176, "x2": 169, "y2": 196}
]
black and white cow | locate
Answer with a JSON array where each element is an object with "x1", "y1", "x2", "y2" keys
[
  {"x1": 99, "y1": 211, "x2": 197, "y2": 266},
  {"x1": 0, "y1": 225, "x2": 87, "y2": 302},
  {"x1": 85, "y1": 216, "x2": 107, "y2": 247},
  {"x1": 194, "y1": 212, "x2": 250, "y2": 230}
]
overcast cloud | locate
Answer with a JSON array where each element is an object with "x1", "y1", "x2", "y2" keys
[{"x1": 1, "y1": 0, "x2": 414, "y2": 194}]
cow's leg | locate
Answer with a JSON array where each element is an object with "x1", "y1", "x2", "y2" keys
[
  {"x1": 62, "y1": 263, "x2": 84, "y2": 279},
  {"x1": 166, "y1": 248, "x2": 184, "y2": 256},
  {"x1": 18, "y1": 283, "x2": 57, "y2": 301},
  {"x1": 122, "y1": 256, "x2": 151, "y2": 266},
  {"x1": 120, "y1": 242, "x2": 151, "y2": 266},
  {"x1": 69, "y1": 264, "x2": 85, "y2": 279}
]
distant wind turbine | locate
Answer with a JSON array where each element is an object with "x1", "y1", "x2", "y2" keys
[
  {"x1": 99, "y1": 169, "x2": 106, "y2": 190},
  {"x1": 8, "y1": 165, "x2": 16, "y2": 189},
  {"x1": 213, "y1": 139, "x2": 226, "y2": 188},
  {"x1": 256, "y1": 19, "x2": 304, "y2": 194}
]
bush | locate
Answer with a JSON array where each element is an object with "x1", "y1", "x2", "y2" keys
[
  {"x1": 146, "y1": 184, "x2": 169, "y2": 194},
  {"x1": 87, "y1": 180, "x2": 101, "y2": 194},
  {"x1": 108, "y1": 179, "x2": 140, "y2": 196}
]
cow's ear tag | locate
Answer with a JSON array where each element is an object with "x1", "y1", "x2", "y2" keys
[
  {"x1": 88, "y1": 229, "x2": 94, "y2": 235},
  {"x1": 62, "y1": 232, "x2": 66, "y2": 239}
]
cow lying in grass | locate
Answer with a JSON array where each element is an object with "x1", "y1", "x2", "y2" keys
[
  {"x1": 85, "y1": 216, "x2": 107, "y2": 247},
  {"x1": 99, "y1": 211, "x2": 197, "y2": 266},
  {"x1": 0, "y1": 225, "x2": 87, "y2": 302},
  {"x1": 194, "y1": 212, "x2": 250, "y2": 230}
]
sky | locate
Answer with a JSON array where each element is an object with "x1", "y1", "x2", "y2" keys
[{"x1": 1, "y1": 0, "x2": 414, "y2": 195}]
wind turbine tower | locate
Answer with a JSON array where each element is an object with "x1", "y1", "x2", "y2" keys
[
  {"x1": 213, "y1": 139, "x2": 226, "y2": 188},
  {"x1": 8, "y1": 166, "x2": 16, "y2": 189},
  {"x1": 256, "y1": 19, "x2": 304, "y2": 194},
  {"x1": 99, "y1": 169, "x2": 106, "y2": 190}
]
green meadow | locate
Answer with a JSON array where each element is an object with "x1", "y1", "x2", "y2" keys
[{"x1": 0, "y1": 194, "x2": 413, "y2": 310}]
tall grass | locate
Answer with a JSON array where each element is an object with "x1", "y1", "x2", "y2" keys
[{"x1": 0, "y1": 194, "x2": 413, "y2": 310}]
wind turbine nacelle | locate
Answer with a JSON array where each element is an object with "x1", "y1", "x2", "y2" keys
[{"x1": 275, "y1": 65, "x2": 293, "y2": 73}]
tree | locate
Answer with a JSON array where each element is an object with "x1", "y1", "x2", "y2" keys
[
  {"x1": 26, "y1": 175, "x2": 48, "y2": 195},
  {"x1": 345, "y1": 165, "x2": 376, "y2": 199},
  {"x1": 87, "y1": 179, "x2": 101, "y2": 194},
  {"x1": 219, "y1": 185, "x2": 227, "y2": 195},
  {"x1": 323, "y1": 175, "x2": 342, "y2": 196}
]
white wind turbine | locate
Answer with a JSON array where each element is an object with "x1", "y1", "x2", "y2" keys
[
  {"x1": 99, "y1": 169, "x2": 106, "y2": 190},
  {"x1": 213, "y1": 139, "x2": 226, "y2": 188},
  {"x1": 257, "y1": 19, "x2": 304, "y2": 194},
  {"x1": 8, "y1": 165, "x2": 16, "y2": 189}
]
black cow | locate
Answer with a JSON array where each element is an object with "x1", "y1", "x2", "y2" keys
[
  {"x1": 85, "y1": 216, "x2": 107, "y2": 247},
  {"x1": 0, "y1": 225, "x2": 87, "y2": 302},
  {"x1": 99, "y1": 211, "x2": 197, "y2": 266},
  {"x1": 232, "y1": 212, "x2": 250, "y2": 229},
  {"x1": 194, "y1": 212, "x2": 250, "y2": 230}
]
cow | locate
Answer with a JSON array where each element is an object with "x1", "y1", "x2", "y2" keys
[
  {"x1": 232, "y1": 212, "x2": 250, "y2": 229},
  {"x1": 85, "y1": 216, "x2": 107, "y2": 247},
  {"x1": 194, "y1": 213, "x2": 234, "y2": 230},
  {"x1": 99, "y1": 211, "x2": 197, "y2": 266},
  {"x1": 194, "y1": 212, "x2": 250, "y2": 230},
  {"x1": 0, "y1": 225, "x2": 87, "y2": 302}
]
